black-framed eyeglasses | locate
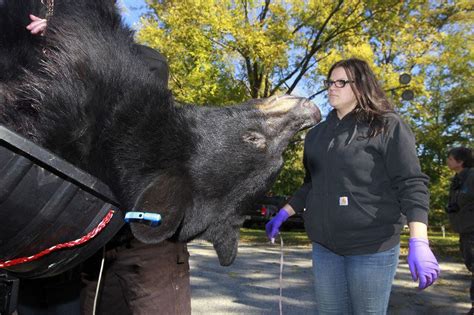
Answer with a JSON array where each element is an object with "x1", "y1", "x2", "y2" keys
[{"x1": 323, "y1": 79, "x2": 354, "y2": 88}]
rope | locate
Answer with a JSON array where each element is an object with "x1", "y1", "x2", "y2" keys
[
  {"x1": 41, "y1": 0, "x2": 55, "y2": 20},
  {"x1": 92, "y1": 246, "x2": 106, "y2": 315},
  {"x1": 278, "y1": 234, "x2": 284, "y2": 315},
  {"x1": 0, "y1": 209, "x2": 115, "y2": 268}
]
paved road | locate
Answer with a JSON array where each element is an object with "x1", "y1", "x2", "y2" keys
[{"x1": 188, "y1": 241, "x2": 471, "y2": 315}]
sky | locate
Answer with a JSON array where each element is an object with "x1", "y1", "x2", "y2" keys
[{"x1": 119, "y1": 0, "x2": 149, "y2": 29}]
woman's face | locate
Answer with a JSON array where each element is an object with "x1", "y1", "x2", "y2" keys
[
  {"x1": 447, "y1": 155, "x2": 463, "y2": 171},
  {"x1": 328, "y1": 67, "x2": 357, "y2": 115}
]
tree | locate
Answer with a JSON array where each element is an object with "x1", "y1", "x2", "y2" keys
[
  {"x1": 135, "y1": 0, "x2": 471, "y2": 225},
  {"x1": 138, "y1": 0, "x2": 445, "y2": 102},
  {"x1": 408, "y1": 4, "x2": 473, "y2": 227},
  {"x1": 311, "y1": 1, "x2": 473, "y2": 226}
]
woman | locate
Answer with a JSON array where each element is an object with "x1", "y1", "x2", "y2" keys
[
  {"x1": 446, "y1": 147, "x2": 474, "y2": 315},
  {"x1": 266, "y1": 58, "x2": 440, "y2": 314}
]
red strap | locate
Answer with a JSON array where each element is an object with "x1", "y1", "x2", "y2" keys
[{"x1": 0, "y1": 209, "x2": 115, "y2": 268}]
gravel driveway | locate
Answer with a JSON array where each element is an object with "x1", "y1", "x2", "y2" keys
[{"x1": 189, "y1": 241, "x2": 471, "y2": 314}]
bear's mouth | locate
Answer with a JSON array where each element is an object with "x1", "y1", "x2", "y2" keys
[
  {"x1": 130, "y1": 202, "x2": 242, "y2": 266},
  {"x1": 214, "y1": 236, "x2": 239, "y2": 266}
]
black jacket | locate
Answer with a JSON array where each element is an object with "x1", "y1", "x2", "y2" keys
[
  {"x1": 134, "y1": 44, "x2": 169, "y2": 85},
  {"x1": 446, "y1": 168, "x2": 474, "y2": 234},
  {"x1": 289, "y1": 110, "x2": 429, "y2": 255}
]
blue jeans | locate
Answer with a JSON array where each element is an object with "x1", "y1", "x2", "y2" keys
[{"x1": 312, "y1": 242, "x2": 400, "y2": 315}]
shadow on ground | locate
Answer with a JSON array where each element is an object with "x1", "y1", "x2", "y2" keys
[{"x1": 189, "y1": 241, "x2": 471, "y2": 315}]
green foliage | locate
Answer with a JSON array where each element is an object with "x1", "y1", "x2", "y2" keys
[
  {"x1": 135, "y1": 1, "x2": 472, "y2": 227},
  {"x1": 272, "y1": 135, "x2": 306, "y2": 196},
  {"x1": 139, "y1": 0, "x2": 433, "y2": 101},
  {"x1": 427, "y1": 166, "x2": 452, "y2": 227}
]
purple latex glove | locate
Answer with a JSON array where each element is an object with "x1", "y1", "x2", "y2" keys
[
  {"x1": 407, "y1": 237, "x2": 440, "y2": 290},
  {"x1": 265, "y1": 209, "x2": 289, "y2": 243}
]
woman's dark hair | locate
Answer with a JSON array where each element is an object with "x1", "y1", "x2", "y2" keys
[
  {"x1": 328, "y1": 58, "x2": 394, "y2": 137},
  {"x1": 448, "y1": 147, "x2": 473, "y2": 168}
]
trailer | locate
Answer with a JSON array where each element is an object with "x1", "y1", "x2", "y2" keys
[{"x1": 0, "y1": 125, "x2": 124, "y2": 314}]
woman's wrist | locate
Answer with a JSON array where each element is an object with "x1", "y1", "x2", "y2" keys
[
  {"x1": 281, "y1": 204, "x2": 295, "y2": 217},
  {"x1": 408, "y1": 221, "x2": 428, "y2": 239}
]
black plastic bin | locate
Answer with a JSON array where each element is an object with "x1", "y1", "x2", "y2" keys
[{"x1": 0, "y1": 125, "x2": 124, "y2": 279}]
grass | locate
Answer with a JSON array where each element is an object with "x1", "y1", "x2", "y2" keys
[
  {"x1": 240, "y1": 227, "x2": 309, "y2": 246},
  {"x1": 239, "y1": 228, "x2": 463, "y2": 262}
]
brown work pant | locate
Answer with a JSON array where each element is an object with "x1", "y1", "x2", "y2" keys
[{"x1": 80, "y1": 239, "x2": 191, "y2": 315}]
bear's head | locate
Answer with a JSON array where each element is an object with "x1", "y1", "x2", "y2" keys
[
  {"x1": 130, "y1": 95, "x2": 321, "y2": 265},
  {"x1": 0, "y1": 0, "x2": 322, "y2": 267}
]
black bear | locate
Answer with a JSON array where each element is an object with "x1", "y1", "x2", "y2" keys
[{"x1": 0, "y1": 0, "x2": 321, "y2": 266}]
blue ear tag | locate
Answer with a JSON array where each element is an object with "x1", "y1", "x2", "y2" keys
[{"x1": 124, "y1": 212, "x2": 161, "y2": 227}]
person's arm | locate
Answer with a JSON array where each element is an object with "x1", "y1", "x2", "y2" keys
[
  {"x1": 286, "y1": 147, "x2": 312, "y2": 215},
  {"x1": 460, "y1": 170, "x2": 474, "y2": 212},
  {"x1": 383, "y1": 115, "x2": 439, "y2": 289},
  {"x1": 407, "y1": 221, "x2": 440, "y2": 290},
  {"x1": 280, "y1": 204, "x2": 295, "y2": 216},
  {"x1": 383, "y1": 116, "x2": 430, "y2": 224},
  {"x1": 26, "y1": 14, "x2": 47, "y2": 35},
  {"x1": 409, "y1": 221, "x2": 428, "y2": 239},
  {"x1": 266, "y1": 144, "x2": 311, "y2": 242}
]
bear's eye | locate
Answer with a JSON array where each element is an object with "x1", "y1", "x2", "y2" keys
[{"x1": 243, "y1": 131, "x2": 266, "y2": 149}]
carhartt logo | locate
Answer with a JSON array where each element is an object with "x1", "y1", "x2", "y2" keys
[{"x1": 339, "y1": 196, "x2": 348, "y2": 206}]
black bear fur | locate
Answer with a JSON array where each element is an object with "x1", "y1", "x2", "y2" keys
[{"x1": 0, "y1": 0, "x2": 321, "y2": 266}]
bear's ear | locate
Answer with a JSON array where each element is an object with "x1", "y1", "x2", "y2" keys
[{"x1": 129, "y1": 172, "x2": 192, "y2": 244}]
